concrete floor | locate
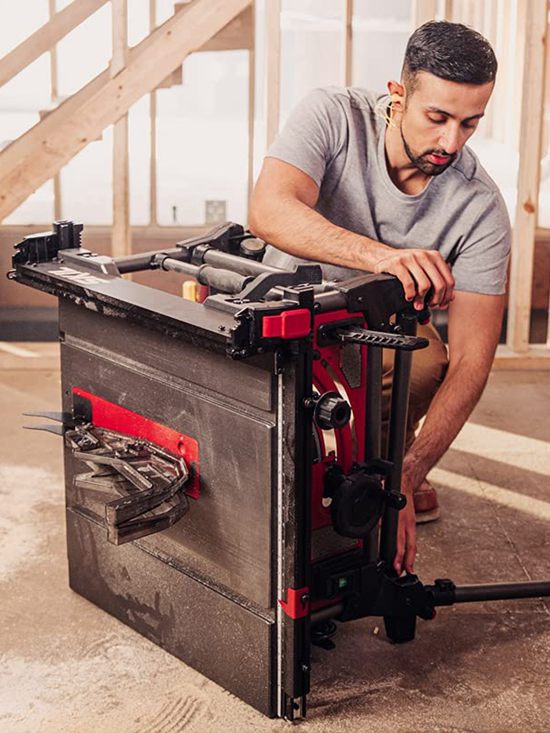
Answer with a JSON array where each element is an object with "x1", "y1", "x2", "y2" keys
[{"x1": 1, "y1": 343, "x2": 549, "y2": 733}]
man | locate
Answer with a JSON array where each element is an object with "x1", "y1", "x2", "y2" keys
[{"x1": 248, "y1": 21, "x2": 511, "y2": 576}]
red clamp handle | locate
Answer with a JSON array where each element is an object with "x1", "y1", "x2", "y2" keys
[{"x1": 279, "y1": 586, "x2": 310, "y2": 619}]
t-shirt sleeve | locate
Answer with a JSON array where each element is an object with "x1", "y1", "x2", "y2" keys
[
  {"x1": 451, "y1": 190, "x2": 511, "y2": 296},
  {"x1": 266, "y1": 88, "x2": 346, "y2": 187}
]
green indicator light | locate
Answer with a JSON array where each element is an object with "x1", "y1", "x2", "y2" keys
[{"x1": 338, "y1": 577, "x2": 348, "y2": 589}]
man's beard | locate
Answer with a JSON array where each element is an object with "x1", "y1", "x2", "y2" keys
[{"x1": 400, "y1": 126, "x2": 456, "y2": 176}]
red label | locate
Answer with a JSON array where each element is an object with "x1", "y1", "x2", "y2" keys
[{"x1": 73, "y1": 388, "x2": 200, "y2": 498}]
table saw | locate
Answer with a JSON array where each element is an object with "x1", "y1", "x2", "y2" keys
[{"x1": 10, "y1": 220, "x2": 550, "y2": 720}]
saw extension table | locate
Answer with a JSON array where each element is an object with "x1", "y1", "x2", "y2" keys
[{"x1": 10, "y1": 220, "x2": 550, "y2": 721}]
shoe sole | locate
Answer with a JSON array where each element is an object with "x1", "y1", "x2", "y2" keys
[{"x1": 415, "y1": 507, "x2": 441, "y2": 524}]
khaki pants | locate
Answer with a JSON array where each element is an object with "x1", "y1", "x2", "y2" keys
[{"x1": 381, "y1": 322, "x2": 449, "y2": 456}]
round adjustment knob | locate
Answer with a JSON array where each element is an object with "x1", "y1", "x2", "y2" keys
[
  {"x1": 314, "y1": 391, "x2": 351, "y2": 430},
  {"x1": 240, "y1": 237, "x2": 266, "y2": 260},
  {"x1": 330, "y1": 472, "x2": 385, "y2": 538}
]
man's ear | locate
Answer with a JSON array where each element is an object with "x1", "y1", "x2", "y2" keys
[{"x1": 387, "y1": 79, "x2": 406, "y2": 113}]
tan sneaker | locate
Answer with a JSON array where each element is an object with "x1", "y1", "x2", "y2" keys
[{"x1": 413, "y1": 479, "x2": 440, "y2": 524}]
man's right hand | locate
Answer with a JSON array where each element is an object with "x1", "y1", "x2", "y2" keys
[
  {"x1": 372, "y1": 247, "x2": 455, "y2": 310},
  {"x1": 249, "y1": 158, "x2": 455, "y2": 309}
]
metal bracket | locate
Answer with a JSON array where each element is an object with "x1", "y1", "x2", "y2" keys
[
  {"x1": 12, "y1": 220, "x2": 83, "y2": 266},
  {"x1": 23, "y1": 410, "x2": 75, "y2": 435},
  {"x1": 176, "y1": 222, "x2": 246, "y2": 260},
  {"x1": 237, "y1": 265, "x2": 323, "y2": 302},
  {"x1": 59, "y1": 249, "x2": 120, "y2": 276},
  {"x1": 66, "y1": 424, "x2": 190, "y2": 544}
]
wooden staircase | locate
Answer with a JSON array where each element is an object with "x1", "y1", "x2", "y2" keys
[{"x1": 0, "y1": 0, "x2": 253, "y2": 240}]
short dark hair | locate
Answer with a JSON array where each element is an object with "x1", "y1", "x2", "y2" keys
[{"x1": 402, "y1": 21, "x2": 498, "y2": 93}]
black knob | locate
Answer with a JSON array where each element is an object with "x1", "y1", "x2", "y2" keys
[
  {"x1": 240, "y1": 237, "x2": 266, "y2": 260},
  {"x1": 329, "y1": 471, "x2": 385, "y2": 538},
  {"x1": 386, "y1": 490, "x2": 407, "y2": 510},
  {"x1": 314, "y1": 391, "x2": 351, "y2": 430}
]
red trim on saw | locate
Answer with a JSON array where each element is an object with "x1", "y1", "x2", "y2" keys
[
  {"x1": 311, "y1": 309, "x2": 367, "y2": 533},
  {"x1": 279, "y1": 586, "x2": 310, "y2": 619},
  {"x1": 262, "y1": 308, "x2": 311, "y2": 340},
  {"x1": 73, "y1": 387, "x2": 200, "y2": 498}
]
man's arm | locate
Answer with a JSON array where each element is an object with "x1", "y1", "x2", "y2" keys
[
  {"x1": 249, "y1": 157, "x2": 456, "y2": 308},
  {"x1": 394, "y1": 291, "x2": 505, "y2": 575}
]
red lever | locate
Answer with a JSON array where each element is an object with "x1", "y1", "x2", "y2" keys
[
  {"x1": 262, "y1": 309, "x2": 311, "y2": 340},
  {"x1": 279, "y1": 586, "x2": 310, "y2": 619}
]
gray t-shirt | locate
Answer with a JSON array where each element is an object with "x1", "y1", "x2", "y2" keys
[{"x1": 263, "y1": 87, "x2": 511, "y2": 295}]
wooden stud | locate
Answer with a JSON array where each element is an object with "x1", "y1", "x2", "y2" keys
[
  {"x1": 0, "y1": 0, "x2": 253, "y2": 222},
  {"x1": 265, "y1": 0, "x2": 281, "y2": 147},
  {"x1": 545, "y1": 14, "x2": 550, "y2": 346},
  {"x1": 442, "y1": 0, "x2": 454, "y2": 21},
  {"x1": 413, "y1": 0, "x2": 438, "y2": 28},
  {"x1": 543, "y1": 5, "x2": 550, "y2": 166},
  {"x1": 48, "y1": 0, "x2": 59, "y2": 100},
  {"x1": 343, "y1": 0, "x2": 353, "y2": 86},
  {"x1": 111, "y1": 0, "x2": 130, "y2": 258},
  {"x1": 48, "y1": 0, "x2": 62, "y2": 222},
  {"x1": 510, "y1": 1, "x2": 526, "y2": 149},
  {"x1": 53, "y1": 168, "x2": 62, "y2": 221},
  {"x1": 479, "y1": 0, "x2": 498, "y2": 139},
  {"x1": 247, "y1": 1, "x2": 256, "y2": 210},
  {"x1": 506, "y1": 0, "x2": 548, "y2": 353},
  {"x1": 149, "y1": 0, "x2": 158, "y2": 226},
  {"x1": 0, "y1": 0, "x2": 108, "y2": 88},
  {"x1": 111, "y1": 0, "x2": 128, "y2": 77},
  {"x1": 112, "y1": 116, "x2": 130, "y2": 257},
  {"x1": 149, "y1": 89, "x2": 158, "y2": 225},
  {"x1": 494, "y1": 1, "x2": 517, "y2": 146},
  {"x1": 472, "y1": 0, "x2": 484, "y2": 31}
]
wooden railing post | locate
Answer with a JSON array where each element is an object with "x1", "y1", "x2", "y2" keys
[
  {"x1": 343, "y1": 0, "x2": 353, "y2": 86},
  {"x1": 247, "y1": 1, "x2": 256, "y2": 209},
  {"x1": 111, "y1": 0, "x2": 130, "y2": 258},
  {"x1": 149, "y1": 0, "x2": 158, "y2": 226},
  {"x1": 413, "y1": 0, "x2": 438, "y2": 28},
  {"x1": 266, "y1": 0, "x2": 281, "y2": 148},
  {"x1": 49, "y1": 0, "x2": 62, "y2": 222},
  {"x1": 506, "y1": 0, "x2": 548, "y2": 353}
]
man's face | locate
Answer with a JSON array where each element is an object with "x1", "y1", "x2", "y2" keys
[{"x1": 397, "y1": 72, "x2": 494, "y2": 176}]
